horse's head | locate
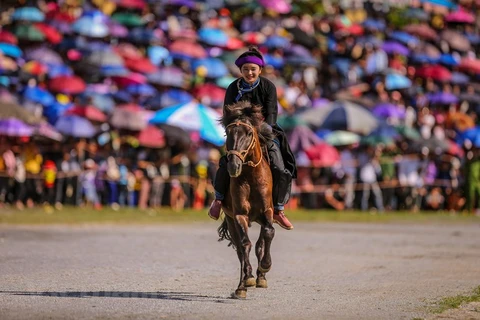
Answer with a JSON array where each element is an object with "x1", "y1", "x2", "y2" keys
[{"x1": 221, "y1": 101, "x2": 268, "y2": 178}]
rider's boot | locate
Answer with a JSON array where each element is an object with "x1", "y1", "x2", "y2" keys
[
  {"x1": 273, "y1": 209, "x2": 294, "y2": 230},
  {"x1": 208, "y1": 199, "x2": 222, "y2": 220}
]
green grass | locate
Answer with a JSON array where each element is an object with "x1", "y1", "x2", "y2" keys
[
  {"x1": 0, "y1": 205, "x2": 478, "y2": 225},
  {"x1": 430, "y1": 286, "x2": 480, "y2": 314}
]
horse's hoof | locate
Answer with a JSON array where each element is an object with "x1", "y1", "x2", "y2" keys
[
  {"x1": 256, "y1": 278, "x2": 268, "y2": 288},
  {"x1": 244, "y1": 277, "x2": 256, "y2": 287},
  {"x1": 232, "y1": 289, "x2": 247, "y2": 299}
]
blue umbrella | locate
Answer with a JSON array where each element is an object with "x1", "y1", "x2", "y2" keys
[
  {"x1": 420, "y1": 0, "x2": 457, "y2": 9},
  {"x1": 112, "y1": 91, "x2": 132, "y2": 103},
  {"x1": 191, "y1": 57, "x2": 228, "y2": 79},
  {"x1": 388, "y1": 31, "x2": 420, "y2": 46},
  {"x1": 145, "y1": 89, "x2": 193, "y2": 110},
  {"x1": 128, "y1": 28, "x2": 162, "y2": 45},
  {"x1": 72, "y1": 17, "x2": 109, "y2": 38},
  {"x1": 0, "y1": 43, "x2": 22, "y2": 58},
  {"x1": 330, "y1": 57, "x2": 352, "y2": 76},
  {"x1": 450, "y1": 72, "x2": 470, "y2": 85},
  {"x1": 264, "y1": 54, "x2": 285, "y2": 69},
  {"x1": 426, "y1": 92, "x2": 459, "y2": 105},
  {"x1": 124, "y1": 83, "x2": 157, "y2": 96},
  {"x1": 382, "y1": 41, "x2": 409, "y2": 56},
  {"x1": 43, "y1": 101, "x2": 73, "y2": 125},
  {"x1": 81, "y1": 9, "x2": 109, "y2": 23},
  {"x1": 362, "y1": 18, "x2": 386, "y2": 31},
  {"x1": 263, "y1": 35, "x2": 290, "y2": 49},
  {"x1": 457, "y1": 126, "x2": 480, "y2": 147},
  {"x1": 23, "y1": 86, "x2": 55, "y2": 106},
  {"x1": 55, "y1": 115, "x2": 97, "y2": 138},
  {"x1": 198, "y1": 28, "x2": 228, "y2": 46},
  {"x1": 148, "y1": 45, "x2": 170, "y2": 65},
  {"x1": 385, "y1": 73, "x2": 412, "y2": 90},
  {"x1": 46, "y1": 63, "x2": 73, "y2": 78},
  {"x1": 100, "y1": 65, "x2": 129, "y2": 76},
  {"x1": 355, "y1": 35, "x2": 383, "y2": 47},
  {"x1": 149, "y1": 101, "x2": 225, "y2": 146},
  {"x1": 80, "y1": 92, "x2": 115, "y2": 113},
  {"x1": 12, "y1": 7, "x2": 45, "y2": 22},
  {"x1": 409, "y1": 53, "x2": 437, "y2": 64},
  {"x1": 437, "y1": 53, "x2": 459, "y2": 66}
]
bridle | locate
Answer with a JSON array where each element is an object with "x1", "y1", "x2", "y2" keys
[{"x1": 225, "y1": 120, "x2": 262, "y2": 167}]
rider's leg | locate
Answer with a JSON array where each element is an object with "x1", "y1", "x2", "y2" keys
[
  {"x1": 208, "y1": 155, "x2": 229, "y2": 220},
  {"x1": 267, "y1": 138, "x2": 294, "y2": 230}
]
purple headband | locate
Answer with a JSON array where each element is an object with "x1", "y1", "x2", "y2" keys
[{"x1": 235, "y1": 55, "x2": 264, "y2": 68}]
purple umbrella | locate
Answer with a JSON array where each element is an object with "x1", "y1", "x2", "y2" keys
[
  {"x1": 107, "y1": 21, "x2": 128, "y2": 38},
  {"x1": 372, "y1": 103, "x2": 406, "y2": 119},
  {"x1": 382, "y1": 41, "x2": 410, "y2": 56},
  {"x1": 54, "y1": 115, "x2": 96, "y2": 138},
  {"x1": 0, "y1": 118, "x2": 34, "y2": 137},
  {"x1": 25, "y1": 46, "x2": 64, "y2": 65},
  {"x1": 426, "y1": 92, "x2": 459, "y2": 105}
]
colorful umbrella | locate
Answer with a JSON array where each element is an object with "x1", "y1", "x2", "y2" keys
[
  {"x1": 191, "y1": 57, "x2": 228, "y2": 79},
  {"x1": 137, "y1": 125, "x2": 165, "y2": 148},
  {"x1": 54, "y1": 115, "x2": 97, "y2": 138},
  {"x1": 324, "y1": 131, "x2": 360, "y2": 146},
  {"x1": 416, "y1": 65, "x2": 452, "y2": 82},
  {"x1": 49, "y1": 75, "x2": 86, "y2": 94},
  {"x1": 149, "y1": 101, "x2": 225, "y2": 146},
  {"x1": 33, "y1": 23, "x2": 63, "y2": 44},
  {"x1": 0, "y1": 31, "x2": 18, "y2": 45},
  {"x1": 65, "y1": 105, "x2": 108, "y2": 122},
  {"x1": 169, "y1": 40, "x2": 207, "y2": 59},
  {"x1": 0, "y1": 118, "x2": 34, "y2": 137},
  {"x1": 12, "y1": 7, "x2": 45, "y2": 22},
  {"x1": 13, "y1": 24, "x2": 45, "y2": 42},
  {"x1": 198, "y1": 28, "x2": 228, "y2": 46}
]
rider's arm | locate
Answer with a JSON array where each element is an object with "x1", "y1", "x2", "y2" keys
[{"x1": 262, "y1": 78, "x2": 278, "y2": 126}]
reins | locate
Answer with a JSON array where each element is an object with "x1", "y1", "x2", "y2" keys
[{"x1": 225, "y1": 120, "x2": 263, "y2": 167}]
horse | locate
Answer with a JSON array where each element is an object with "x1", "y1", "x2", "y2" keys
[{"x1": 217, "y1": 100, "x2": 276, "y2": 299}]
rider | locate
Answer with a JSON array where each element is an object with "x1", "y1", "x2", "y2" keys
[{"x1": 208, "y1": 46, "x2": 296, "y2": 230}]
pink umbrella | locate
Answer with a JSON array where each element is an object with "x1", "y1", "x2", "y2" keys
[
  {"x1": 258, "y1": 0, "x2": 291, "y2": 13},
  {"x1": 445, "y1": 9, "x2": 475, "y2": 24},
  {"x1": 35, "y1": 121, "x2": 63, "y2": 141},
  {"x1": 65, "y1": 105, "x2": 108, "y2": 122},
  {"x1": 169, "y1": 40, "x2": 207, "y2": 59},
  {"x1": 137, "y1": 125, "x2": 165, "y2": 148},
  {"x1": 305, "y1": 143, "x2": 340, "y2": 168},
  {"x1": 459, "y1": 58, "x2": 480, "y2": 74}
]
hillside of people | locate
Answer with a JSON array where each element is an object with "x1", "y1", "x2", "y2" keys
[{"x1": 0, "y1": 0, "x2": 480, "y2": 213}]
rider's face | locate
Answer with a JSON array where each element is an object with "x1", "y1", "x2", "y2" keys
[{"x1": 240, "y1": 63, "x2": 262, "y2": 84}]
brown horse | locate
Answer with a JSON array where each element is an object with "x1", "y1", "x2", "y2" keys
[{"x1": 217, "y1": 101, "x2": 276, "y2": 299}]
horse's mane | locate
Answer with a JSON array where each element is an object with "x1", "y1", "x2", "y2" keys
[{"x1": 220, "y1": 101, "x2": 275, "y2": 145}]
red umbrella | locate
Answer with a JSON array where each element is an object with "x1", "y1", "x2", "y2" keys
[
  {"x1": 34, "y1": 23, "x2": 63, "y2": 44},
  {"x1": 116, "y1": 103, "x2": 143, "y2": 112},
  {"x1": 416, "y1": 65, "x2": 452, "y2": 81},
  {"x1": 193, "y1": 83, "x2": 226, "y2": 105},
  {"x1": 114, "y1": 43, "x2": 144, "y2": 60},
  {"x1": 124, "y1": 57, "x2": 158, "y2": 74},
  {"x1": 137, "y1": 125, "x2": 165, "y2": 148},
  {"x1": 22, "y1": 61, "x2": 48, "y2": 76},
  {"x1": 225, "y1": 37, "x2": 244, "y2": 50},
  {"x1": 111, "y1": 73, "x2": 147, "y2": 87},
  {"x1": 403, "y1": 24, "x2": 438, "y2": 40},
  {"x1": 0, "y1": 30, "x2": 18, "y2": 45},
  {"x1": 305, "y1": 143, "x2": 340, "y2": 168},
  {"x1": 241, "y1": 31, "x2": 265, "y2": 45},
  {"x1": 459, "y1": 58, "x2": 480, "y2": 74},
  {"x1": 116, "y1": 0, "x2": 146, "y2": 10},
  {"x1": 65, "y1": 105, "x2": 108, "y2": 122},
  {"x1": 169, "y1": 40, "x2": 207, "y2": 59},
  {"x1": 49, "y1": 75, "x2": 86, "y2": 94},
  {"x1": 169, "y1": 28, "x2": 198, "y2": 41}
]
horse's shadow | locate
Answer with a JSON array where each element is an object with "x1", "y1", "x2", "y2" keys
[{"x1": 0, "y1": 290, "x2": 232, "y2": 303}]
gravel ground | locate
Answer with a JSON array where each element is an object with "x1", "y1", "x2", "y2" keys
[{"x1": 0, "y1": 221, "x2": 479, "y2": 320}]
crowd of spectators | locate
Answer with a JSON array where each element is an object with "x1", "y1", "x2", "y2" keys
[{"x1": 1, "y1": 0, "x2": 480, "y2": 213}]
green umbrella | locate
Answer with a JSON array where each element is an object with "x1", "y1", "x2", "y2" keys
[
  {"x1": 361, "y1": 135, "x2": 395, "y2": 146},
  {"x1": 277, "y1": 115, "x2": 307, "y2": 131},
  {"x1": 395, "y1": 125, "x2": 421, "y2": 141},
  {"x1": 13, "y1": 24, "x2": 45, "y2": 42},
  {"x1": 325, "y1": 130, "x2": 360, "y2": 146},
  {"x1": 111, "y1": 12, "x2": 145, "y2": 27}
]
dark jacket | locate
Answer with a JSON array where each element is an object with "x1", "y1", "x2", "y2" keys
[{"x1": 224, "y1": 77, "x2": 297, "y2": 178}]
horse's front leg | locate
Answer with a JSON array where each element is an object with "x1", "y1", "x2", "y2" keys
[
  {"x1": 256, "y1": 208, "x2": 275, "y2": 288},
  {"x1": 232, "y1": 213, "x2": 253, "y2": 299}
]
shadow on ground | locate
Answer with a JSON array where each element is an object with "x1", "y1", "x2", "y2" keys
[{"x1": 1, "y1": 290, "x2": 232, "y2": 303}]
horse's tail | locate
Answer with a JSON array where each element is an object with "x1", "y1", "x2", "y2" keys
[{"x1": 217, "y1": 218, "x2": 236, "y2": 250}]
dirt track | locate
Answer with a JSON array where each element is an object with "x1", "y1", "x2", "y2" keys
[{"x1": 0, "y1": 221, "x2": 479, "y2": 319}]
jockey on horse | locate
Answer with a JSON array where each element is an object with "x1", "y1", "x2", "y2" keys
[{"x1": 208, "y1": 46, "x2": 297, "y2": 230}]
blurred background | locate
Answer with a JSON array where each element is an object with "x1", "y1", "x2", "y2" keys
[{"x1": 0, "y1": 0, "x2": 480, "y2": 214}]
